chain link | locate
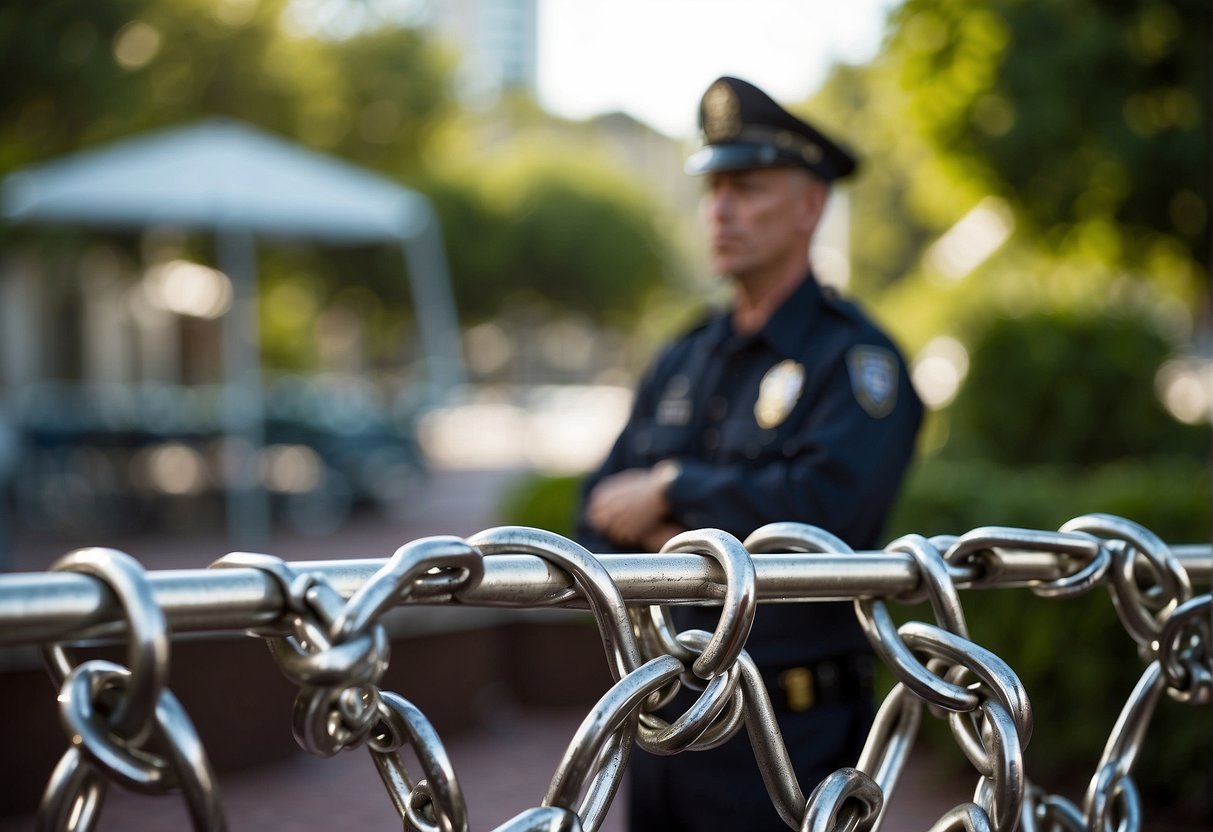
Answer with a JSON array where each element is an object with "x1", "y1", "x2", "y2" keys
[
  {"x1": 544, "y1": 655, "x2": 683, "y2": 823},
  {"x1": 632, "y1": 529, "x2": 755, "y2": 759},
  {"x1": 800, "y1": 767, "x2": 883, "y2": 832},
  {"x1": 9, "y1": 516, "x2": 1209, "y2": 831},
  {"x1": 212, "y1": 535, "x2": 484, "y2": 831},
  {"x1": 44, "y1": 548, "x2": 170, "y2": 743},
  {"x1": 1060, "y1": 514, "x2": 1191, "y2": 650},
  {"x1": 1019, "y1": 784, "x2": 1085, "y2": 832},
  {"x1": 1157, "y1": 594, "x2": 1211, "y2": 704},
  {"x1": 37, "y1": 548, "x2": 224, "y2": 831},
  {"x1": 371, "y1": 691, "x2": 469, "y2": 832},
  {"x1": 856, "y1": 683, "x2": 922, "y2": 827}
]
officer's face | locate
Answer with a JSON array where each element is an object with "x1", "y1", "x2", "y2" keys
[{"x1": 703, "y1": 167, "x2": 825, "y2": 282}]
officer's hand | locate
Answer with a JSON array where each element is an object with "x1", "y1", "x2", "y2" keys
[{"x1": 584, "y1": 468, "x2": 671, "y2": 548}]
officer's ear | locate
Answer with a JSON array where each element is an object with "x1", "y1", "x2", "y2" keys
[{"x1": 794, "y1": 171, "x2": 829, "y2": 236}]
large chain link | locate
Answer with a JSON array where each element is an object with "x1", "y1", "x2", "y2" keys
[
  {"x1": 212, "y1": 535, "x2": 483, "y2": 831},
  {"x1": 10, "y1": 514, "x2": 1210, "y2": 831},
  {"x1": 38, "y1": 548, "x2": 225, "y2": 831}
]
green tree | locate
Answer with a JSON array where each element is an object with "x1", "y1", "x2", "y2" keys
[
  {"x1": 0, "y1": 0, "x2": 458, "y2": 169},
  {"x1": 889, "y1": 0, "x2": 1209, "y2": 283},
  {"x1": 0, "y1": 0, "x2": 145, "y2": 168},
  {"x1": 427, "y1": 139, "x2": 677, "y2": 325},
  {"x1": 1, "y1": 0, "x2": 300, "y2": 166},
  {"x1": 808, "y1": 61, "x2": 963, "y2": 300},
  {"x1": 297, "y1": 25, "x2": 456, "y2": 176}
]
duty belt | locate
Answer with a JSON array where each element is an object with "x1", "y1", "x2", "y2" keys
[{"x1": 767, "y1": 655, "x2": 875, "y2": 713}]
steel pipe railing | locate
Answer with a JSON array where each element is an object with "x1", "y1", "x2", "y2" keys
[{"x1": 1, "y1": 545, "x2": 1208, "y2": 648}]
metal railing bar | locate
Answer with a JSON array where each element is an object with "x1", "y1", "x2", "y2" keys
[{"x1": 1, "y1": 545, "x2": 1207, "y2": 648}]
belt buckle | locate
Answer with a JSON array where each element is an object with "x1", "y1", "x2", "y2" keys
[{"x1": 778, "y1": 666, "x2": 815, "y2": 712}]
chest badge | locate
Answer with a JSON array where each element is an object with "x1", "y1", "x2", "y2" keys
[
  {"x1": 847, "y1": 346, "x2": 898, "y2": 418},
  {"x1": 656, "y1": 374, "x2": 693, "y2": 426},
  {"x1": 754, "y1": 360, "x2": 805, "y2": 429}
]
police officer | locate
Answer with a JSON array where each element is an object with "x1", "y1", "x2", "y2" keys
[{"x1": 577, "y1": 76, "x2": 924, "y2": 830}]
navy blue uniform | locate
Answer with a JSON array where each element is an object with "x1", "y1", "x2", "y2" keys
[{"x1": 577, "y1": 273, "x2": 923, "y2": 830}]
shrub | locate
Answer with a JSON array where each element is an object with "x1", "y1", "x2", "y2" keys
[
  {"x1": 946, "y1": 309, "x2": 1207, "y2": 467},
  {"x1": 887, "y1": 456, "x2": 1211, "y2": 543},
  {"x1": 497, "y1": 472, "x2": 582, "y2": 538}
]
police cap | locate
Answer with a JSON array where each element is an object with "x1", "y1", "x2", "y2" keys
[{"x1": 685, "y1": 76, "x2": 858, "y2": 182}]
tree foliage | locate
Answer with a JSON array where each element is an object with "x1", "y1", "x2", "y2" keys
[
  {"x1": 809, "y1": 61, "x2": 962, "y2": 301},
  {"x1": 421, "y1": 135, "x2": 677, "y2": 325},
  {"x1": 0, "y1": 0, "x2": 454, "y2": 171},
  {"x1": 889, "y1": 0, "x2": 1210, "y2": 276}
]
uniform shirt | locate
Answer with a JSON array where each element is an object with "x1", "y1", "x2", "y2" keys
[{"x1": 577, "y1": 273, "x2": 923, "y2": 666}]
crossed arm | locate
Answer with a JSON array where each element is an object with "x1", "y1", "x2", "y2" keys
[
  {"x1": 583, "y1": 464, "x2": 684, "y2": 552},
  {"x1": 581, "y1": 357, "x2": 921, "y2": 554}
]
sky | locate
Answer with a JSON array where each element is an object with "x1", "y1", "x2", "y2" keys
[{"x1": 536, "y1": 0, "x2": 901, "y2": 139}]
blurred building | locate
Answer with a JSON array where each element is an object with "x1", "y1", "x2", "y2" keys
[{"x1": 427, "y1": 0, "x2": 539, "y2": 104}]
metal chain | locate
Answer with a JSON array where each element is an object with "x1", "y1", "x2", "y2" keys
[
  {"x1": 467, "y1": 525, "x2": 659, "y2": 832},
  {"x1": 1061, "y1": 515, "x2": 1192, "y2": 652},
  {"x1": 632, "y1": 529, "x2": 755, "y2": 759},
  {"x1": 212, "y1": 536, "x2": 483, "y2": 832},
  {"x1": 37, "y1": 548, "x2": 225, "y2": 831},
  {"x1": 800, "y1": 768, "x2": 883, "y2": 832},
  {"x1": 8, "y1": 515, "x2": 1209, "y2": 832},
  {"x1": 1020, "y1": 516, "x2": 1209, "y2": 832}
]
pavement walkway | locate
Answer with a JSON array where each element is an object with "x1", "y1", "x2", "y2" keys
[{"x1": 1, "y1": 465, "x2": 970, "y2": 830}]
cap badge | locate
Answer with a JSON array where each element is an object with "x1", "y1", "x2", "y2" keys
[
  {"x1": 847, "y1": 346, "x2": 898, "y2": 418},
  {"x1": 703, "y1": 80, "x2": 741, "y2": 142},
  {"x1": 755, "y1": 359, "x2": 805, "y2": 429}
]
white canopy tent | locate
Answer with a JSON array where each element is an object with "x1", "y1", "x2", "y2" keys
[{"x1": 1, "y1": 119, "x2": 465, "y2": 546}]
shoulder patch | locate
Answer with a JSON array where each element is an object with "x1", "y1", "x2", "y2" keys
[{"x1": 847, "y1": 346, "x2": 898, "y2": 418}]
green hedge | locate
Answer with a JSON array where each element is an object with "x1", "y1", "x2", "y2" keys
[
  {"x1": 498, "y1": 472, "x2": 582, "y2": 539},
  {"x1": 887, "y1": 456, "x2": 1210, "y2": 543},
  {"x1": 945, "y1": 309, "x2": 1208, "y2": 467}
]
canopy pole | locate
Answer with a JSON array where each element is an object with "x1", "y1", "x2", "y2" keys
[
  {"x1": 400, "y1": 201, "x2": 466, "y2": 403},
  {"x1": 218, "y1": 228, "x2": 269, "y2": 548}
]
